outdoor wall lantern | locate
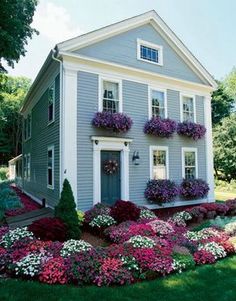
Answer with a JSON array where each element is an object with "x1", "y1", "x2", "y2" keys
[{"x1": 132, "y1": 151, "x2": 140, "y2": 165}]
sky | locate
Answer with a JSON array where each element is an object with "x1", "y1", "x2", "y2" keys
[{"x1": 6, "y1": 0, "x2": 236, "y2": 81}]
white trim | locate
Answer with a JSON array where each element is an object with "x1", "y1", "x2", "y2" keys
[
  {"x1": 145, "y1": 198, "x2": 208, "y2": 209},
  {"x1": 47, "y1": 80, "x2": 55, "y2": 125},
  {"x1": 182, "y1": 147, "x2": 198, "y2": 179},
  {"x1": 148, "y1": 86, "x2": 167, "y2": 119},
  {"x1": 62, "y1": 53, "x2": 215, "y2": 94},
  {"x1": 137, "y1": 38, "x2": 163, "y2": 66},
  {"x1": 61, "y1": 67, "x2": 78, "y2": 202},
  {"x1": 98, "y1": 76, "x2": 123, "y2": 112},
  {"x1": 57, "y1": 10, "x2": 217, "y2": 88},
  {"x1": 91, "y1": 136, "x2": 132, "y2": 204},
  {"x1": 204, "y1": 95, "x2": 215, "y2": 203},
  {"x1": 180, "y1": 93, "x2": 196, "y2": 122},
  {"x1": 149, "y1": 146, "x2": 169, "y2": 180},
  {"x1": 47, "y1": 145, "x2": 54, "y2": 190}
]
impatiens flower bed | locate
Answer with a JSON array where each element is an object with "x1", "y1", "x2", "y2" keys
[
  {"x1": 177, "y1": 121, "x2": 206, "y2": 140},
  {"x1": 92, "y1": 111, "x2": 133, "y2": 133},
  {"x1": 144, "y1": 117, "x2": 177, "y2": 138},
  {"x1": 0, "y1": 200, "x2": 235, "y2": 287}
]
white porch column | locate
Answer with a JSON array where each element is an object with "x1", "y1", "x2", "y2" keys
[
  {"x1": 204, "y1": 94, "x2": 215, "y2": 202},
  {"x1": 62, "y1": 68, "x2": 78, "y2": 202}
]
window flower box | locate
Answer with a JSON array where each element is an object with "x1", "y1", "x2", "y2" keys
[
  {"x1": 179, "y1": 179, "x2": 209, "y2": 200},
  {"x1": 177, "y1": 121, "x2": 206, "y2": 140},
  {"x1": 92, "y1": 111, "x2": 133, "y2": 133},
  {"x1": 144, "y1": 179, "x2": 179, "y2": 205},
  {"x1": 144, "y1": 117, "x2": 177, "y2": 138}
]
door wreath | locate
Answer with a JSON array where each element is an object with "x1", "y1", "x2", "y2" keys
[{"x1": 103, "y1": 159, "x2": 119, "y2": 175}]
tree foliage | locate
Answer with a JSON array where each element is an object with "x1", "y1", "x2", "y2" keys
[
  {"x1": 0, "y1": 0, "x2": 38, "y2": 72},
  {"x1": 211, "y1": 83, "x2": 234, "y2": 126},
  {"x1": 55, "y1": 179, "x2": 81, "y2": 239},
  {"x1": 0, "y1": 75, "x2": 31, "y2": 164},
  {"x1": 213, "y1": 114, "x2": 236, "y2": 180},
  {"x1": 223, "y1": 67, "x2": 236, "y2": 100}
]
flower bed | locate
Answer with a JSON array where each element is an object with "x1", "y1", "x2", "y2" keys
[
  {"x1": 92, "y1": 111, "x2": 133, "y2": 133},
  {"x1": 0, "y1": 200, "x2": 235, "y2": 287},
  {"x1": 177, "y1": 121, "x2": 206, "y2": 140},
  {"x1": 144, "y1": 117, "x2": 177, "y2": 138}
]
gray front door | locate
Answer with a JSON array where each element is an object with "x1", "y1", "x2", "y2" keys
[{"x1": 101, "y1": 151, "x2": 121, "y2": 205}]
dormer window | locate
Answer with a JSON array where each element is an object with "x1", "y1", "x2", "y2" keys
[{"x1": 137, "y1": 39, "x2": 163, "y2": 66}]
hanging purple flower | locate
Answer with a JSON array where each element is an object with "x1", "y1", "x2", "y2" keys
[
  {"x1": 177, "y1": 121, "x2": 206, "y2": 140},
  {"x1": 179, "y1": 179, "x2": 209, "y2": 200},
  {"x1": 144, "y1": 179, "x2": 179, "y2": 205},
  {"x1": 92, "y1": 112, "x2": 133, "y2": 133},
  {"x1": 144, "y1": 117, "x2": 177, "y2": 138}
]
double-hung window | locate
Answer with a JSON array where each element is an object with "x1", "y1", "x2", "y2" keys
[
  {"x1": 182, "y1": 148, "x2": 198, "y2": 179},
  {"x1": 47, "y1": 146, "x2": 54, "y2": 189},
  {"x1": 100, "y1": 78, "x2": 122, "y2": 113},
  {"x1": 48, "y1": 82, "x2": 55, "y2": 123},
  {"x1": 137, "y1": 39, "x2": 163, "y2": 66},
  {"x1": 181, "y1": 94, "x2": 195, "y2": 122},
  {"x1": 149, "y1": 88, "x2": 167, "y2": 119},
  {"x1": 24, "y1": 153, "x2": 30, "y2": 181},
  {"x1": 150, "y1": 146, "x2": 169, "y2": 180},
  {"x1": 24, "y1": 114, "x2": 31, "y2": 140}
]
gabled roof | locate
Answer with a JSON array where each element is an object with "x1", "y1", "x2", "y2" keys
[{"x1": 57, "y1": 10, "x2": 217, "y2": 88}]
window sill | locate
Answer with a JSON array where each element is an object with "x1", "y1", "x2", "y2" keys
[
  {"x1": 24, "y1": 137, "x2": 31, "y2": 142},
  {"x1": 47, "y1": 185, "x2": 54, "y2": 190},
  {"x1": 137, "y1": 57, "x2": 163, "y2": 66},
  {"x1": 47, "y1": 120, "x2": 55, "y2": 126}
]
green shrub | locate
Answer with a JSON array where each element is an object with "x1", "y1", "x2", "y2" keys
[
  {"x1": 77, "y1": 210, "x2": 84, "y2": 226},
  {"x1": 0, "y1": 167, "x2": 8, "y2": 181},
  {"x1": 0, "y1": 187, "x2": 22, "y2": 210},
  {"x1": 172, "y1": 253, "x2": 195, "y2": 272},
  {"x1": 55, "y1": 179, "x2": 81, "y2": 239}
]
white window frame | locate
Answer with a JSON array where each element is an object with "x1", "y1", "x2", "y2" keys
[
  {"x1": 137, "y1": 39, "x2": 163, "y2": 66},
  {"x1": 150, "y1": 146, "x2": 169, "y2": 180},
  {"x1": 23, "y1": 154, "x2": 27, "y2": 179},
  {"x1": 148, "y1": 86, "x2": 167, "y2": 119},
  {"x1": 27, "y1": 153, "x2": 31, "y2": 181},
  {"x1": 180, "y1": 93, "x2": 196, "y2": 122},
  {"x1": 182, "y1": 147, "x2": 198, "y2": 179},
  {"x1": 24, "y1": 113, "x2": 32, "y2": 141},
  {"x1": 98, "y1": 76, "x2": 123, "y2": 113},
  {"x1": 48, "y1": 80, "x2": 55, "y2": 124},
  {"x1": 47, "y1": 145, "x2": 54, "y2": 189}
]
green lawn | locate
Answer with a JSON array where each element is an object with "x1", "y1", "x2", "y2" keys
[
  {"x1": 215, "y1": 190, "x2": 236, "y2": 201},
  {"x1": 0, "y1": 256, "x2": 236, "y2": 301}
]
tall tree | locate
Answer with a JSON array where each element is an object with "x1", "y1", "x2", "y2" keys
[
  {"x1": 213, "y1": 114, "x2": 236, "y2": 180},
  {"x1": 211, "y1": 83, "x2": 234, "y2": 126},
  {"x1": 223, "y1": 67, "x2": 236, "y2": 100},
  {"x1": 0, "y1": 75, "x2": 31, "y2": 164},
  {"x1": 0, "y1": 0, "x2": 38, "y2": 72}
]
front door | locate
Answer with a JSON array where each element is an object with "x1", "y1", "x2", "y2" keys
[{"x1": 101, "y1": 151, "x2": 121, "y2": 205}]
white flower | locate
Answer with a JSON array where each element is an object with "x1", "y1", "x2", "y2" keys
[
  {"x1": 0, "y1": 227, "x2": 34, "y2": 248},
  {"x1": 89, "y1": 215, "x2": 116, "y2": 228},
  {"x1": 14, "y1": 253, "x2": 43, "y2": 277},
  {"x1": 60, "y1": 239, "x2": 92, "y2": 257},
  {"x1": 139, "y1": 209, "x2": 156, "y2": 220},
  {"x1": 128, "y1": 235, "x2": 155, "y2": 248},
  {"x1": 168, "y1": 211, "x2": 192, "y2": 227},
  {"x1": 198, "y1": 242, "x2": 227, "y2": 259}
]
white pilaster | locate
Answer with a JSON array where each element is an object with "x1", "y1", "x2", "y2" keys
[
  {"x1": 204, "y1": 95, "x2": 215, "y2": 202},
  {"x1": 62, "y1": 68, "x2": 78, "y2": 202}
]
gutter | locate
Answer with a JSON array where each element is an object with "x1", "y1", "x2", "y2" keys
[{"x1": 51, "y1": 48, "x2": 64, "y2": 194}]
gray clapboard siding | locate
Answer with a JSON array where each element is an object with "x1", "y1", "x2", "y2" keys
[
  {"x1": 23, "y1": 74, "x2": 60, "y2": 207},
  {"x1": 77, "y1": 71, "x2": 206, "y2": 210},
  {"x1": 75, "y1": 24, "x2": 206, "y2": 85}
]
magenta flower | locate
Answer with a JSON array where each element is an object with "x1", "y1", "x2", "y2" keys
[
  {"x1": 177, "y1": 121, "x2": 206, "y2": 140},
  {"x1": 144, "y1": 117, "x2": 177, "y2": 138}
]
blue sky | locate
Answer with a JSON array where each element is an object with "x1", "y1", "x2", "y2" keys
[{"x1": 7, "y1": 0, "x2": 236, "y2": 81}]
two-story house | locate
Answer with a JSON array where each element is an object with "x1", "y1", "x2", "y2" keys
[{"x1": 20, "y1": 10, "x2": 217, "y2": 211}]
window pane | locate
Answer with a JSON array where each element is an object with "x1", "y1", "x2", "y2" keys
[
  {"x1": 140, "y1": 45, "x2": 159, "y2": 63},
  {"x1": 103, "y1": 81, "x2": 119, "y2": 100},
  {"x1": 183, "y1": 96, "x2": 194, "y2": 121},
  {"x1": 185, "y1": 167, "x2": 196, "y2": 179},
  {"x1": 27, "y1": 115, "x2": 31, "y2": 138},
  {"x1": 153, "y1": 150, "x2": 167, "y2": 179},
  {"x1": 49, "y1": 86, "x2": 54, "y2": 104},
  {"x1": 48, "y1": 169, "x2": 52, "y2": 186},
  {"x1": 48, "y1": 150, "x2": 52, "y2": 168},
  {"x1": 151, "y1": 90, "x2": 165, "y2": 118},
  {"x1": 48, "y1": 104, "x2": 53, "y2": 121},
  {"x1": 185, "y1": 152, "x2": 195, "y2": 166}
]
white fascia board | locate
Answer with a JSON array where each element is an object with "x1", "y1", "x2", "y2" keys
[{"x1": 61, "y1": 52, "x2": 215, "y2": 95}]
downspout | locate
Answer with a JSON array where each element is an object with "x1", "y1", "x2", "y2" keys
[{"x1": 52, "y1": 48, "x2": 64, "y2": 194}]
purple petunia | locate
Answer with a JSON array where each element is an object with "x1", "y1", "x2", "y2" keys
[
  {"x1": 177, "y1": 121, "x2": 206, "y2": 140},
  {"x1": 179, "y1": 179, "x2": 209, "y2": 200},
  {"x1": 144, "y1": 179, "x2": 179, "y2": 205},
  {"x1": 92, "y1": 111, "x2": 133, "y2": 133},
  {"x1": 144, "y1": 117, "x2": 177, "y2": 138}
]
